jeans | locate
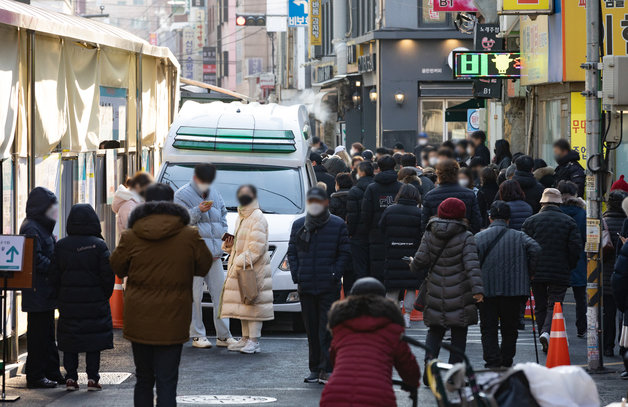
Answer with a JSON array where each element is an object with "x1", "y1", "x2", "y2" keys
[
  {"x1": 241, "y1": 320, "x2": 263, "y2": 339},
  {"x1": 572, "y1": 286, "x2": 587, "y2": 335},
  {"x1": 425, "y1": 325, "x2": 468, "y2": 364},
  {"x1": 190, "y1": 260, "x2": 231, "y2": 340},
  {"x1": 479, "y1": 296, "x2": 524, "y2": 367},
  {"x1": 350, "y1": 239, "x2": 369, "y2": 286},
  {"x1": 131, "y1": 342, "x2": 183, "y2": 407},
  {"x1": 603, "y1": 294, "x2": 617, "y2": 351},
  {"x1": 531, "y1": 282, "x2": 568, "y2": 334},
  {"x1": 63, "y1": 351, "x2": 101, "y2": 381},
  {"x1": 25, "y1": 311, "x2": 62, "y2": 383},
  {"x1": 300, "y1": 290, "x2": 339, "y2": 373},
  {"x1": 386, "y1": 290, "x2": 417, "y2": 315}
]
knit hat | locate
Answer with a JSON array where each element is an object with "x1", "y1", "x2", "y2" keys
[
  {"x1": 611, "y1": 175, "x2": 628, "y2": 193},
  {"x1": 438, "y1": 197, "x2": 467, "y2": 220},
  {"x1": 540, "y1": 188, "x2": 563, "y2": 204}
]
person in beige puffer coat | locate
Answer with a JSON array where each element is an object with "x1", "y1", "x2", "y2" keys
[{"x1": 219, "y1": 185, "x2": 274, "y2": 354}]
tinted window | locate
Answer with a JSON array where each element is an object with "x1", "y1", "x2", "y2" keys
[{"x1": 160, "y1": 163, "x2": 304, "y2": 215}]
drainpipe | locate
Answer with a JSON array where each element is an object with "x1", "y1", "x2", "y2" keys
[{"x1": 333, "y1": 0, "x2": 347, "y2": 76}]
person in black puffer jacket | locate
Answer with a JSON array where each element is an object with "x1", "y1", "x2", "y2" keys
[
  {"x1": 522, "y1": 188, "x2": 582, "y2": 352},
  {"x1": 379, "y1": 185, "x2": 424, "y2": 328},
  {"x1": 603, "y1": 190, "x2": 628, "y2": 356},
  {"x1": 421, "y1": 159, "x2": 482, "y2": 233},
  {"x1": 512, "y1": 155, "x2": 545, "y2": 214},
  {"x1": 311, "y1": 152, "x2": 336, "y2": 198},
  {"x1": 533, "y1": 159, "x2": 556, "y2": 189},
  {"x1": 346, "y1": 161, "x2": 374, "y2": 281},
  {"x1": 19, "y1": 187, "x2": 65, "y2": 389},
  {"x1": 329, "y1": 173, "x2": 353, "y2": 221},
  {"x1": 477, "y1": 167, "x2": 499, "y2": 228},
  {"x1": 52, "y1": 204, "x2": 114, "y2": 390},
  {"x1": 499, "y1": 180, "x2": 533, "y2": 231},
  {"x1": 553, "y1": 139, "x2": 586, "y2": 197},
  {"x1": 361, "y1": 156, "x2": 403, "y2": 281}
]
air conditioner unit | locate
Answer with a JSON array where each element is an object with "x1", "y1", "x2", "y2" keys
[{"x1": 602, "y1": 55, "x2": 628, "y2": 111}]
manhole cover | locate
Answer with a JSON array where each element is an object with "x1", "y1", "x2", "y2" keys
[{"x1": 177, "y1": 395, "x2": 277, "y2": 404}]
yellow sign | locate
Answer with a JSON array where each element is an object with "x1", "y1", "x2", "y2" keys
[
  {"x1": 570, "y1": 92, "x2": 587, "y2": 168},
  {"x1": 602, "y1": 2, "x2": 628, "y2": 56},
  {"x1": 501, "y1": 0, "x2": 552, "y2": 13},
  {"x1": 309, "y1": 0, "x2": 321, "y2": 46},
  {"x1": 562, "y1": 0, "x2": 587, "y2": 81},
  {"x1": 520, "y1": 15, "x2": 549, "y2": 85}
]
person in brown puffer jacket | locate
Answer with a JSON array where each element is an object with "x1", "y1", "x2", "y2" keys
[{"x1": 411, "y1": 197, "x2": 484, "y2": 370}]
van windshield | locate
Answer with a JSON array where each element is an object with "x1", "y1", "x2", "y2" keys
[{"x1": 160, "y1": 163, "x2": 304, "y2": 214}]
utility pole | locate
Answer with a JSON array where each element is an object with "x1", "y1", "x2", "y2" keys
[{"x1": 583, "y1": 0, "x2": 603, "y2": 371}]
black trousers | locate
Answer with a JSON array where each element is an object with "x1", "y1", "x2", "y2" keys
[
  {"x1": 131, "y1": 342, "x2": 183, "y2": 407},
  {"x1": 572, "y1": 286, "x2": 587, "y2": 335},
  {"x1": 425, "y1": 325, "x2": 468, "y2": 364},
  {"x1": 25, "y1": 311, "x2": 61, "y2": 383},
  {"x1": 531, "y1": 283, "x2": 568, "y2": 334},
  {"x1": 63, "y1": 351, "x2": 101, "y2": 381},
  {"x1": 350, "y1": 239, "x2": 369, "y2": 284},
  {"x1": 479, "y1": 296, "x2": 524, "y2": 368},
  {"x1": 603, "y1": 294, "x2": 617, "y2": 351},
  {"x1": 300, "y1": 290, "x2": 339, "y2": 373}
]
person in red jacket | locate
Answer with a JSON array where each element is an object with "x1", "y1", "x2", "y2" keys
[{"x1": 320, "y1": 277, "x2": 420, "y2": 407}]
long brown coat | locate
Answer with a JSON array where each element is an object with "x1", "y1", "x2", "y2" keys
[
  {"x1": 410, "y1": 218, "x2": 483, "y2": 328},
  {"x1": 219, "y1": 201, "x2": 274, "y2": 321},
  {"x1": 110, "y1": 201, "x2": 213, "y2": 345}
]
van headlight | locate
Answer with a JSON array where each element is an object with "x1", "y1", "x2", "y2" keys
[{"x1": 278, "y1": 254, "x2": 290, "y2": 271}]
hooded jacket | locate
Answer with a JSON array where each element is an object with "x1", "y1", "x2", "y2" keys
[
  {"x1": 613, "y1": 242, "x2": 628, "y2": 313},
  {"x1": 111, "y1": 185, "x2": 142, "y2": 233},
  {"x1": 512, "y1": 171, "x2": 545, "y2": 214},
  {"x1": 477, "y1": 181, "x2": 499, "y2": 228},
  {"x1": 555, "y1": 151, "x2": 586, "y2": 197},
  {"x1": 534, "y1": 166, "x2": 556, "y2": 189},
  {"x1": 346, "y1": 175, "x2": 374, "y2": 240},
  {"x1": 603, "y1": 199, "x2": 626, "y2": 292},
  {"x1": 361, "y1": 171, "x2": 402, "y2": 280},
  {"x1": 19, "y1": 187, "x2": 58, "y2": 312},
  {"x1": 379, "y1": 199, "x2": 424, "y2": 290},
  {"x1": 174, "y1": 182, "x2": 228, "y2": 258},
  {"x1": 329, "y1": 189, "x2": 350, "y2": 220},
  {"x1": 505, "y1": 200, "x2": 533, "y2": 231},
  {"x1": 314, "y1": 165, "x2": 336, "y2": 198},
  {"x1": 421, "y1": 182, "x2": 482, "y2": 234},
  {"x1": 110, "y1": 201, "x2": 213, "y2": 345},
  {"x1": 560, "y1": 197, "x2": 587, "y2": 287},
  {"x1": 320, "y1": 295, "x2": 420, "y2": 407},
  {"x1": 522, "y1": 205, "x2": 582, "y2": 285},
  {"x1": 52, "y1": 204, "x2": 114, "y2": 353},
  {"x1": 410, "y1": 218, "x2": 484, "y2": 328}
]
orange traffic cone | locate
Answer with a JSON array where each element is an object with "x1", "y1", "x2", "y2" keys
[
  {"x1": 546, "y1": 302, "x2": 570, "y2": 368},
  {"x1": 110, "y1": 276, "x2": 124, "y2": 329}
]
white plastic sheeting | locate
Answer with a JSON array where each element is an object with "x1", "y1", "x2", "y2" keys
[{"x1": 0, "y1": 25, "x2": 18, "y2": 159}]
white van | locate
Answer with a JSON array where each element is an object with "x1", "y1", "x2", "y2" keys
[{"x1": 158, "y1": 101, "x2": 315, "y2": 315}]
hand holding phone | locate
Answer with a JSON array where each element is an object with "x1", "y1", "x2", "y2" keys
[
  {"x1": 222, "y1": 233, "x2": 235, "y2": 248},
  {"x1": 199, "y1": 200, "x2": 213, "y2": 213}
]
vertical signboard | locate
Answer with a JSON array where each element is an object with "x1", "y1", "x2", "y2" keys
[
  {"x1": 309, "y1": 0, "x2": 321, "y2": 46},
  {"x1": 520, "y1": 15, "x2": 549, "y2": 85},
  {"x1": 602, "y1": 1, "x2": 628, "y2": 56},
  {"x1": 473, "y1": 24, "x2": 504, "y2": 98},
  {"x1": 202, "y1": 46, "x2": 217, "y2": 85},
  {"x1": 182, "y1": 26, "x2": 195, "y2": 80},
  {"x1": 190, "y1": 7, "x2": 206, "y2": 82},
  {"x1": 562, "y1": 0, "x2": 587, "y2": 81},
  {"x1": 570, "y1": 92, "x2": 587, "y2": 168},
  {"x1": 289, "y1": 0, "x2": 309, "y2": 26}
]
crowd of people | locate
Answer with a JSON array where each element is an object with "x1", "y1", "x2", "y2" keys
[{"x1": 16, "y1": 130, "x2": 628, "y2": 406}]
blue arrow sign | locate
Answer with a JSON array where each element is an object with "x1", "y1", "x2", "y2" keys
[
  {"x1": 6, "y1": 246, "x2": 18, "y2": 263},
  {"x1": 288, "y1": 0, "x2": 308, "y2": 27}
]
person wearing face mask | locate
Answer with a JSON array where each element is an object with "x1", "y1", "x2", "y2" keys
[
  {"x1": 413, "y1": 132, "x2": 430, "y2": 159},
  {"x1": 288, "y1": 187, "x2": 351, "y2": 384},
  {"x1": 112, "y1": 172, "x2": 153, "y2": 235},
  {"x1": 553, "y1": 139, "x2": 585, "y2": 197},
  {"x1": 458, "y1": 167, "x2": 478, "y2": 195},
  {"x1": 20, "y1": 187, "x2": 65, "y2": 388},
  {"x1": 174, "y1": 164, "x2": 236, "y2": 349},
  {"x1": 219, "y1": 185, "x2": 274, "y2": 354}
]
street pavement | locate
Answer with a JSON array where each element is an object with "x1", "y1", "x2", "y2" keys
[{"x1": 4, "y1": 292, "x2": 628, "y2": 406}]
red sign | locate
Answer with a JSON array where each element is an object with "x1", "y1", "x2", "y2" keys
[
  {"x1": 203, "y1": 64, "x2": 216, "y2": 74},
  {"x1": 433, "y1": 0, "x2": 478, "y2": 12},
  {"x1": 148, "y1": 32, "x2": 157, "y2": 45}
]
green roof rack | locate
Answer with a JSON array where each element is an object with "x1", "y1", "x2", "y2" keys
[{"x1": 173, "y1": 126, "x2": 297, "y2": 153}]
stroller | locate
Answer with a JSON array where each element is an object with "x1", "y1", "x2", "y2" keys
[{"x1": 395, "y1": 334, "x2": 539, "y2": 407}]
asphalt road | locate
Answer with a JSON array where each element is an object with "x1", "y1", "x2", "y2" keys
[{"x1": 4, "y1": 292, "x2": 628, "y2": 406}]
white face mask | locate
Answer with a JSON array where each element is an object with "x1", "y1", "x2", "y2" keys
[
  {"x1": 467, "y1": 147, "x2": 473, "y2": 155},
  {"x1": 419, "y1": 138, "x2": 428, "y2": 146},
  {"x1": 459, "y1": 179, "x2": 470, "y2": 188},
  {"x1": 306, "y1": 202, "x2": 326, "y2": 216},
  {"x1": 350, "y1": 148, "x2": 357, "y2": 156},
  {"x1": 428, "y1": 157, "x2": 438, "y2": 167},
  {"x1": 196, "y1": 182, "x2": 210, "y2": 193},
  {"x1": 356, "y1": 173, "x2": 361, "y2": 180},
  {"x1": 46, "y1": 203, "x2": 59, "y2": 222}
]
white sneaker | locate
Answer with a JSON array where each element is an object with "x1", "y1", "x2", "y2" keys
[
  {"x1": 227, "y1": 337, "x2": 248, "y2": 352},
  {"x1": 240, "y1": 339, "x2": 261, "y2": 354},
  {"x1": 216, "y1": 337, "x2": 238, "y2": 347},
  {"x1": 192, "y1": 337, "x2": 213, "y2": 348},
  {"x1": 403, "y1": 313, "x2": 411, "y2": 329}
]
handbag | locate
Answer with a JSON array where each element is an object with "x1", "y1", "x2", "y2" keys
[
  {"x1": 601, "y1": 218, "x2": 614, "y2": 256},
  {"x1": 414, "y1": 239, "x2": 451, "y2": 312},
  {"x1": 236, "y1": 253, "x2": 259, "y2": 306}
]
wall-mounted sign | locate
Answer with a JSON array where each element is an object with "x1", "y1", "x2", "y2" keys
[
  {"x1": 500, "y1": 0, "x2": 553, "y2": 14},
  {"x1": 202, "y1": 46, "x2": 217, "y2": 85},
  {"x1": 453, "y1": 52, "x2": 522, "y2": 79},
  {"x1": 474, "y1": 24, "x2": 504, "y2": 98},
  {"x1": 467, "y1": 109, "x2": 480, "y2": 132},
  {"x1": 433, "y1": 0, "x2": 477, "y2": 12},
  {"x1": 358, "y1": 53, "x2": 376, "y2": 73},
  {"x1": 288, "y1": 0, "x2": 309, "y2": 26},
  {"x1": 309, "y1": 0, "x2": 321, "y2": 46}
]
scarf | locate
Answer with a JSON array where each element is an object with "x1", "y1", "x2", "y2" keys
[{"x1": 296, "y1": 209, "x2": 331, "y2": 252}]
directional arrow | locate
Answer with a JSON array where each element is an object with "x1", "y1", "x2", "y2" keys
[
  {"x1": 6, "y1": 246, "x2": 18, "y2": 263},
  {"x1": 294, "y1": 0, "x2": 308, "y2": 13}
]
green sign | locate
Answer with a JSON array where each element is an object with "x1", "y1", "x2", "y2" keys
[{"x1": 453, "y1": 52, "x2": 522, "y2": 79}]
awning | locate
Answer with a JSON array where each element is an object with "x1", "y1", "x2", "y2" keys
[{"x1": 445, "y1": 99, "x2": 485, "y2": 122}]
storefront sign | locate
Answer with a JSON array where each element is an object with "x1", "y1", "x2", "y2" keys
[
  {"x1": 182, "y1": 26, "x2": 195, "y2": 80},
  {"x1": 562, "y1": 0, "x2": 587, "y2": 81},
  {"x1": 501, "y1": 0, "x2": 553, "y2": 14},
  {"x1": 520, "y1": 15, "x2": 549, "y2": 85},
  {"x1": 288, "y1": 0, "x2": 309, "y2": 26},
  {"x1": 358, "y1": 53, "x2": 376, "y2": 73},
  {"x1": 433, "y1": 0, "x2": 477, "y2": 12},
  {"x1": 260, "y1": 73, "x2": 275, "y2": 89},
  {"x1": 315, "y1": 65, "x2": 334, "y2": 83},
  {"x1": 570, "y1": 92, "x2": 588, "y2": 168},
  {"x1": 453, "y1": 52, "x2": 521, "y2": 78},
  {"x1": 474, "y1": 24, "x2": 504, "y2": 98},
  {"x1": 467, "y1": 109, "x2": 480, "y2": 132},
  {"x1": 309, "y1": 0, "x2": 321, "y2": 46},
  {"x1": 202, "y1": 47, "x2": 217, "y2": 85},
  {"x1": 602, "y1": 1, "x2": 628, "y2": 56}
]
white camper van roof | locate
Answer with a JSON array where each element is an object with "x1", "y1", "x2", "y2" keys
[{"x1": 163, "y1": 101, "x2": 311, "y2": 168}]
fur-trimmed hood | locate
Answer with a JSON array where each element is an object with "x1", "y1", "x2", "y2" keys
[
  {"x1": 328, "y1": 295, "x2": 404, "y2": 330},
  {"x1": 128, "y1": 201, "x2": 190, "y2": 241},
  {"x1": 561, "y1": 195, "x2": 586, "y2": 209},
  {"x1": 533, "y1": 166, "x2": 555, "y2": 180}
]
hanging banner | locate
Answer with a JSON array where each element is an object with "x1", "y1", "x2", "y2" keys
[
  {"x1": 433, "y1": 0, "x2": 478, "y2": 12},
  {"x1": 570, "y1": 92, "x2": 587, "y2": 168},
  {"x1": 309, "y1": 0, "x2": 321, "y2": 46},
  {"x1": 520, "y1": 15, "x2": 549, "y2": 85}
]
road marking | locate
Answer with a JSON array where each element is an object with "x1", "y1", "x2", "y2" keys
[{"x1": 177, "y1": 395, "x2": 277, "y2": 404}]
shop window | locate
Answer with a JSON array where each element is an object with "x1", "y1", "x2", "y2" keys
[
  {"x1": 99, "y1": 86, "x2": 128, "y2": 148},
  {"x1": 538, "y1": 100, "x2": 563, "y2": 165},
  {"x1": 420, "y1": 99, "x2": 467, "y2": 143},
  {"x1": 447, "y1": 100, "x2": 468, "y2": 140}
]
